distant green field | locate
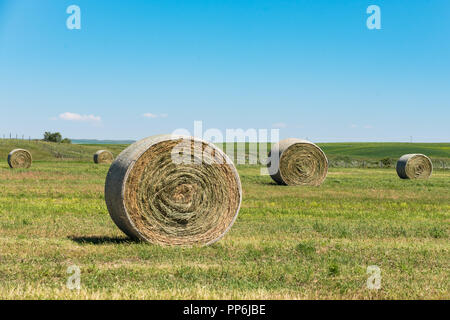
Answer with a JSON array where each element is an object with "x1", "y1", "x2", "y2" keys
[
  {"x1": 319, "y1": 142, "x2": 450, "y2": 161},
  {"x1": 0, "y1": 139, "x2": 127, "y2": 162},
  {"x1": 2, "y1": 139, "x2": 450, "y2": 166}
]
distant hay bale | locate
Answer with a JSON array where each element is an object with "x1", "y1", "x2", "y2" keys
[
  {"x1": 396, "y1": 154, "x2": 432, "y2": 179},
  {"x1": 104, "y1": 134, "x2": 242, "y2": 246},
  {"x1": 7, "y1": 149, "x2": 32, "y2": 169},
  {"x1": 93, "y1": 150, "x2": 114, "y2": 164},
  {"x1": 268, "y1": 138, "x2": 328, "y2": 186}
]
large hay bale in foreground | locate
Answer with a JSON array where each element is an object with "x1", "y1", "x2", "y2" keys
[
  {"x1": 7, "y1": 149, "x2": 32, "y2": 169},
  {"x1": 396, "y1": 154, "x2": 432, "y2": 179},
  {"x1": 268, "y1": 138, "x2": 328, "y2": 186},
  {"x1": 93, "y1": 150, "x2": 114, "y2": 164},
  {"x1": 105, "y1": 135, "x2": 242, "y2": 246}
]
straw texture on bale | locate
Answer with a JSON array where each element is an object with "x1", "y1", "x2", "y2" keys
[
  {"x1": 268, "y1": 138, "x2": 328, "y2": 186},
  {"x1": 94, "y1": 150, "x2": 114, "y2": 164},
  {"x1": 7, "y1": 149, "x2": 32, "y2": 169},
  {"x1": 396, "y1": 154, "x2": 433, "y2": 179},
  {"x1": 105, "y1": 134, "x2": 242, "y2": 246}
]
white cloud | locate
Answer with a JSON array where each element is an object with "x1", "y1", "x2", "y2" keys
[
  {"x1": 59, "y1": 112, "x2": 101, "y2": 122},
  {"x1": 272, "y1": 122, "x2": 287, "y2": 129},
  {"x1": 143, "y1": 113, "x2": 168, "y2": 119},
  {"x1": 143, "y1": 113, "x2": 158, "y2": 118}
]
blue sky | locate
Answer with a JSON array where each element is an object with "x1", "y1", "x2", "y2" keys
[{"x1": 0, "y1": 0, "x2": 449, "y2": 142}]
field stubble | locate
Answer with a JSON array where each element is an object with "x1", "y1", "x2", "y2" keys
[{"x1": 0, "y1": 160, "x2": 448, "y2": 299}]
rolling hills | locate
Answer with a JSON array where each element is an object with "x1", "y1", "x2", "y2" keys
[{"x1": 1, "y1": 139, "x2": 449, "y2": 168}]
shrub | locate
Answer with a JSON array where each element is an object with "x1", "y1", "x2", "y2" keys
[{"x1": 43, "y1": 132, "x2": 62, "y2": 143}]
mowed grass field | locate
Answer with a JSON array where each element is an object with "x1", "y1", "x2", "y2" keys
[{"x1": 0, "y1": 140, "x2": 449, "y2": 299}]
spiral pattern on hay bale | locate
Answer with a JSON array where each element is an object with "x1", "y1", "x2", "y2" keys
[
  {"x1": 93, "y1": 150, "x2": 114, "y2": 164},
  {"x1": 104, "y1": 134, "x2": 242, "y2": 246},
  {"x1": 396, "y1": 154, "x2": 432, "y2": 179},
  {"x1": 7, "y1": 149, "x2": 32, "y2": 169},
  {"x1": 268, "y1": 138, "x2": 328, "y2": 186}
]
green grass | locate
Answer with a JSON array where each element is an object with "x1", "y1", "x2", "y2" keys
[
  {"x1": 319, "y1": 142, "x2": 450, "y2": 168},
  {"x1": 320, "y1": 142, "x2": 450, "y2": 159},
  {"x1": 0, "y1": 159, "x2": 448, "y2": 299},
  {"x1": 0, "y1": 139, "x2": 127, "y2": 162}
]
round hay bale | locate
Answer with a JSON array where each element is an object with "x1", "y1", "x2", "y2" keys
[
  {"x1": 105, "y1": 134, "x2": 242, "y2": 246},
  {"x1": 396, "y1": 154, "x2": 432, "y2": 179},
  {"x1": 268, "y1": 138, "x2": 328, "y2": 186},
  {"x1": 7, "y1": 149, "x2": 32, "y2": 169},
  {"x1": 93, "y1": 150, "x2": 114, "y2": 164}
]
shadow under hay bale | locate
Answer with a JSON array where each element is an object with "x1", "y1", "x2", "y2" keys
[{"x1": 68, "y1": 236, "x2": 138, "y2": 245}]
